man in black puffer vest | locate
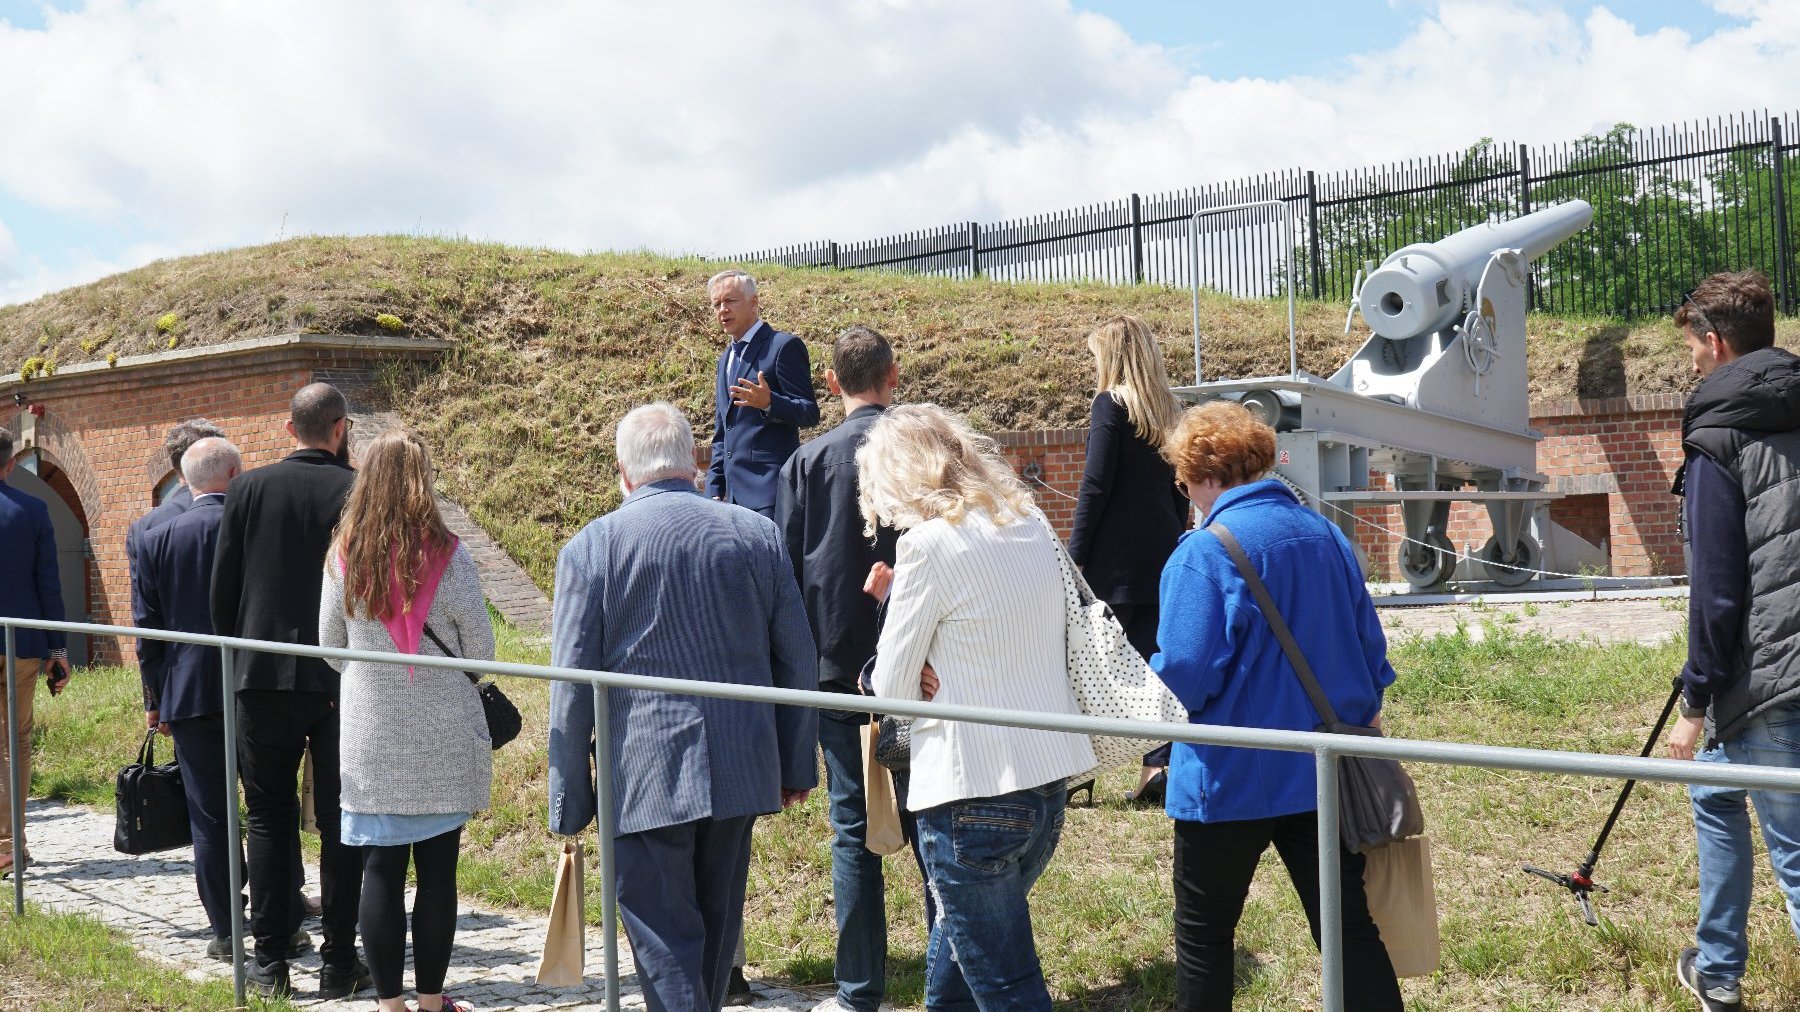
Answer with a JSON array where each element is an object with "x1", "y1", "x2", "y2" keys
[{"x1": 1664, "y1": 270, "x2": 1800, "y2": 1012}]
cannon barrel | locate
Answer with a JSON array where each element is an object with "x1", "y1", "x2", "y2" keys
[{"x1": 1358, "y1": 200, "x2": 1594, "y2": 340}]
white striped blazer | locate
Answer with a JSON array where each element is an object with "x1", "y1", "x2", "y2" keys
[{"x1": 872, "y1": 508, "x2": 1096, "y2": 810}]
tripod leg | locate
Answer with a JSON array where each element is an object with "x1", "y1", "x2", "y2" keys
[{"x1": 1581, "y1": 680, "x2": 1685, "y2": 876}]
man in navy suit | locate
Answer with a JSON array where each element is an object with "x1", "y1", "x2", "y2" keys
[
  {"x1": 136, "y1": 436, "x2": 246, "y2": 958},
  {"x1": 549, "y1": 402, "x2": 818, "y2": 1012},
  {"x1": 705, "y1": 269, "x2": 819, "y2": 518},
  {"x1": 0, "y1": 426, "x2": 72, "y2": 877},
  {"x1": 127, "y1": 419, "x2": 225, "y2": 713}
]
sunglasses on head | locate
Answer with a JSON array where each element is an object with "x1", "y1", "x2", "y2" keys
[{"x1": 1680, "y1": 289, "x2": 1717, "y2": 338}]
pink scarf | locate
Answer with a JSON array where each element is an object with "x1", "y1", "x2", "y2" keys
[{"x1": 339, "y1": 535, "x2": 459, "y2": 666}]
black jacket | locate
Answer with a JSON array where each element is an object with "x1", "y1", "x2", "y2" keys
[
  {"x1": 1068, "y1": 392, "x2": 1188, "y2": 605},
  {"x1": 210, "y1": 448, "x2": 355, "y2": 694},
  {"x1": 775, "y1": 405, "x2": 899, "y2": 697},
  {"x1": 136, "y1": 494, "x2": 227, "y2": 722}
]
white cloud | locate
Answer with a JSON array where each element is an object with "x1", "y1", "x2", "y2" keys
[{"x1": 0, "y1": 0, "x2": 1795, "y2": 303}]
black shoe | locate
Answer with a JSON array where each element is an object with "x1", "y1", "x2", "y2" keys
[
  {"x1": 286, "y1": 928, "x2": 313, "y2": 959},
  {"x1": 317, "y1": 956, "x2": 372, "y2": 1000},
  {"x1": 205, "y1": 936, "x2": 236, "y2": 962},
  {"x1": 245, "y1": 958, "x2": 290, "y2": 998},
  {"x1": 1129, "y1": 769, "x2": 1168, "y2": 807},
  {"x1": 723, "y1": 965, "x2": 754, "y2": 1007},
  {"x1": 1066, "y1": 778, "x2": 1096, "y2": 807},
  {"x1": 1676, "y1": 947, "x2": 1741, "y2": 1010}
]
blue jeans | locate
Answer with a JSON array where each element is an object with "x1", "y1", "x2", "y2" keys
[
  {"x1": 1690, "y1": 700, "x2": 1800, "y2": 987},
  {"x1": 914, "y1": 780, "x2": 1066, "y2": 1012},
  {"x1": 819, "y1": 712, "x2": 888, "y2": 1011}
]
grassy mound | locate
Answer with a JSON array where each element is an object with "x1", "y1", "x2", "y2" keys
[{"x1": 10, "y1": 236, "x2": 1798, "y2": 590}]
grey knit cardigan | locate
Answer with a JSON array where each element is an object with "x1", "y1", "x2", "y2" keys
[{"x1": 320, "y1": 543, "x2": 494, "y2": 817}]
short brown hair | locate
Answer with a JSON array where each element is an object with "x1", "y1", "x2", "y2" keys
[
  {"x1": 164, "y1": 418, "x2": 226, "y2": 473},
  {"x1": 832, "y1": 325, "x2": 894, "y2": 396},
  {"x1": 1675, "y1": 271, "x2": 1775, "y2": 356},
  {"x1": 1165, "y1": 401, "x2": 1277, "y2": 488}
]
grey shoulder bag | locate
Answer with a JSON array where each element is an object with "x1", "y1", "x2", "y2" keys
[{"x1": 1210, "y1": 521, "x2": 1423, "y2": 853}]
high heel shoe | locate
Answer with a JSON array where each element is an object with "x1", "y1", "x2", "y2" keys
[
  {"x1": 1128, "y1": 769, "x2": 1168, "y2": 807},
  {"x1": 1066, "y1": 778, "x2": 1096, "y2": 807}
]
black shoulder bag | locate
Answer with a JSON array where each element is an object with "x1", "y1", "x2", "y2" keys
[
  {"x1": 424, "y1": 624, "x2": 522, "y2": 750},
  {"x1": 1210, "y1": 521, "x2": 1424, "y2": 853},
  {"x1": 114, "y1": 730, "x2": 192, "y2": 855}
]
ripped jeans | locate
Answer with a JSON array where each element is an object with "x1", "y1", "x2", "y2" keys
[{"x1": 912, "y1": 779, "x2": 1066, "y2": 1012}]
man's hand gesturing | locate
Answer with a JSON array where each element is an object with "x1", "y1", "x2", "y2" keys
[{"x1": 729, "y1": 371, "x2": 775, "y2": 411}]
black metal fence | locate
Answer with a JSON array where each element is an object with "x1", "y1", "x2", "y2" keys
[{"x1": 725, "y1": 110, "x2": 1800, "y2": 320}]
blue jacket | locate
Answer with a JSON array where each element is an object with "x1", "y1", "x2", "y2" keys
[
  {"x1": 128, "y1": 483, "x2": 193, "y2": 704},
  {"x1": 706, "y1": 321, "x2": 819, "y2": 511},
  {"x1": 1152, "y1": 479, "x2": 1395, "y2": 823},
  {"x1": 134, "y1": 494, "x2": 227, "y2": 722},
  {"x1": 547, "y1": 479, "x2": 819, "y2": 837},
  {"x1": 0, "y1": 481, "x2": 65, "y2": 660}
]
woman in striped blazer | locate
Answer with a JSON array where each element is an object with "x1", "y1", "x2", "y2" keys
[{"x1": 861, "y1": 404, "x2": 1095, "y2": 1012}]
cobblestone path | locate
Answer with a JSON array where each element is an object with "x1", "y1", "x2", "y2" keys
[
  {"x1": 15, "y1": 798, "x2": 822, "y2": 1011},
  {"x1": 1379, "y1": 596, "x2": 1687, "y2": 646}
]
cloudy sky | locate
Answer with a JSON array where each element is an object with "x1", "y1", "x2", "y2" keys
[{"x1": 0, "y1": 0, "x2": 1791, "y2": 306}]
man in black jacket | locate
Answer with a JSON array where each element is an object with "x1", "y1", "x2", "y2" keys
[
  {"x1": 1663, "y1": 271, "x2": 1800, "y2": 1012},
  {"x1": 774, "y1": 326, "x2": 902, "y2": 1012},
  {"x1": 210, "y1": 383, "x2": 368, "y2": 999}
]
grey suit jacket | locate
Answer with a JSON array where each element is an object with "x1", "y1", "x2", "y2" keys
[{"x1": 547, "y1": 478, "x2": 820, "y2": 837}]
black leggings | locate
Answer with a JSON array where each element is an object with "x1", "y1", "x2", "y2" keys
[{"x1": 360, "y1": 827, "x2": 463, "y2": 999}]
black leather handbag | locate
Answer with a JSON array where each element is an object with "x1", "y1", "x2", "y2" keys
[
  {"x1": 424, "y1": 625, "x2": 522, "y2": 750},
  {"x1": 114, "y1": 730, "x2": 192, "y2": 855}
]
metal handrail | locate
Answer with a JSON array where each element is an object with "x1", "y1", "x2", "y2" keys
[
  {"x1": 1188, "y1": 198, "x2": 1299, "y2": 384},
  {"x1": 7, "y1": 615, "x2": 1799, "y2": 1011}
]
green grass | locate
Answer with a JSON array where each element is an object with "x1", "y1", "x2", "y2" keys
[
  {"x1": 26, "y1": 620, "x2": 1800, "y2": 1010},
  {"x1": 0, "y1": 903, "x2": 293, "y2": 1011}
]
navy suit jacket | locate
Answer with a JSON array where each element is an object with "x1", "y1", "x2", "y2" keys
[
  {"x1": 706, "y1": 321, "x2": 819, "y2": 510},
  {"x1": 0, "y1": 481, "x2": 65, "y2": 659},
  {"x1": 135, "y1": 494, "x2": 227, "y2": 722},
  {"x1": 547, "y1": 479, "x2": 819, "y2": 837},
  {"x1": 128, "y1": 483, "x2": 192, "y2": 699}
]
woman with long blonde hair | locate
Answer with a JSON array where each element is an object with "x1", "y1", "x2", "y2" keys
[
  {"x1": 1069, "y1": 315, "x2": 1188, "y2": 803},
  {"x1": 860, "y1": 404, "x2": 1094, "y2": 1012},
  {"x1": 319, "y1": 429, "x2": 493, "y2": 1012}
]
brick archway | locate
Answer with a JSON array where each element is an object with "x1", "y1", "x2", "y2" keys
[{"x1": 19, "y1": 406, "x2": 105, "y2": 528}]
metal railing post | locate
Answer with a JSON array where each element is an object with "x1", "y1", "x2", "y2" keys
[
  {"x1": 221, "y1": 646, "x2": 246, "y2": 1008},
  {"x1": 592, "y1": 683, "x2": 619, "y2": 1012},
  {"x1": 6, "y1": 624, "x2": 22, "y2": 916},
  {"x1": 1316, "y1": 748, "x2": 1343, "y2": 1012}
]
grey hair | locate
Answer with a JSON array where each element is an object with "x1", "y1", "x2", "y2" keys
[
  {"x1": 180, "y1": 436, "x2": 242, "y2": 492},
  {"x1": 616, "y1": 402, "x2": 696, "y2": 486},
  {"x1": 707, "y1": 269, "x2": 757, "y2": 298}
]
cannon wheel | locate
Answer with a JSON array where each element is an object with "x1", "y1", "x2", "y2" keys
[
  {"x1": 1399, "y1": 532, "x2": 1457, "y2": 590},
  {"x1": 1479, "y1": 534, "x2": 1539, "y2": 587}
]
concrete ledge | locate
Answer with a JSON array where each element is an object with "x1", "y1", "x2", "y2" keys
[{"x1": 1, "y1": 332, "x2": 453, "y2": 392}]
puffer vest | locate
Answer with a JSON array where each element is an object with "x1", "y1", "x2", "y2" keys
[{"x1": 1709, "y1": 427, "x2": 1800, "y2": 742}]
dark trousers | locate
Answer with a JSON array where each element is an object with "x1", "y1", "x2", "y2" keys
[
  {"x1": 1113, "y1": 602, "x2": 1171, "y2": 768},
  {"x1": 615, "y1": 815, "x2": 756, "y2": 1012},
  {"x1": 168, "y1": 714, "x2": 243, "y2": 939},
  {"x1": 361, "y1": 828, "x2": 462, "y2": 999},
  {"x1": 237, "y1": 690, "x2": 363, "y2": 968},
  {"x1": 1172, "y1": 813, "x2": 1400, "y2": 1012}
]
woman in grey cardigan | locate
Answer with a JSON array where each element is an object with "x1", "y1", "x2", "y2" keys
[{"x1": 320, "y1": 429, "x2": 493, "y2": 1012}]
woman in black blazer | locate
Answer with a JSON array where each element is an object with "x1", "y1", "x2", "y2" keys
[{"x1": 1068, "y1": 316, "x2": 1189, "y2": 803}]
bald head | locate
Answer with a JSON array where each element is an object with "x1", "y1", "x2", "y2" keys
[
  {"x1": 181, "y1": 437, "x2": 241, "y2": 494},
  {"x1": 290, "y1": 382, "x2": 349, "y2": 449}
]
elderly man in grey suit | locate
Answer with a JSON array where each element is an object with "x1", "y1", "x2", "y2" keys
[{"x1": 548, "y1": 401, "x2": 819, "y2": 1012}]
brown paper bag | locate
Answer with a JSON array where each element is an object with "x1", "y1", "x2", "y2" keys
[
  {"x1": 863, "y1": 720, "x2": 906, "y2": 856},
  {"x1": 1362, "y1": 835, "x2": 1440, "y2": 978},
  {"x1": 536, "y1": 840, "x2": 586, "y2": 986},
  {"x1": 300, "y1": 747, "x2": 318, "y2": 836}
]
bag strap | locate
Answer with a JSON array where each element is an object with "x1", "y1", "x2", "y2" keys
[
  {"x1": 138, "y1": 729, "x2": 159, "y2": 767},
  {"x1": 422, "y1": 624, "x2": 484, "y2": 685},
  {"x1": 1208, "y1": 521, "x2": 1344, "y2": 730}
]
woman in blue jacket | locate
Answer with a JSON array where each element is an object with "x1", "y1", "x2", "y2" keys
[{"x1": 1153, "y1": 401, "x2": 1401, "y2": 1011}]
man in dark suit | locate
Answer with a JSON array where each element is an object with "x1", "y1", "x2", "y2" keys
[
  {"x1": 136, "y1": 436, "x2": 251, "y2": 957},
  {"x1": 210, "y1": 383, "x2": 368, "y2": 999},
  {"x1": 549, "y1": 402, "x2": 818, "y2": 1012},
  {"x1": 0, "y1": 426, "x2": 72, "y2": 877},
  {"x1": 127, "y1": 420, "x2": 223, "y2": 711},
  {"x1": 705, "y1": 269, "x2": 819, "y2": 518},
  {"x1": 774, "y1": 327, "x2": 904, "y2": 1012}
]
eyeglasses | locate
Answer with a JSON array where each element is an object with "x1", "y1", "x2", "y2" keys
[
  {"x1": 335, "y1": 415, "x2": 356, "y2": 432},
  {"x1": 1681, "y1": 289, "x2": 1717, "y2": 339}
]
